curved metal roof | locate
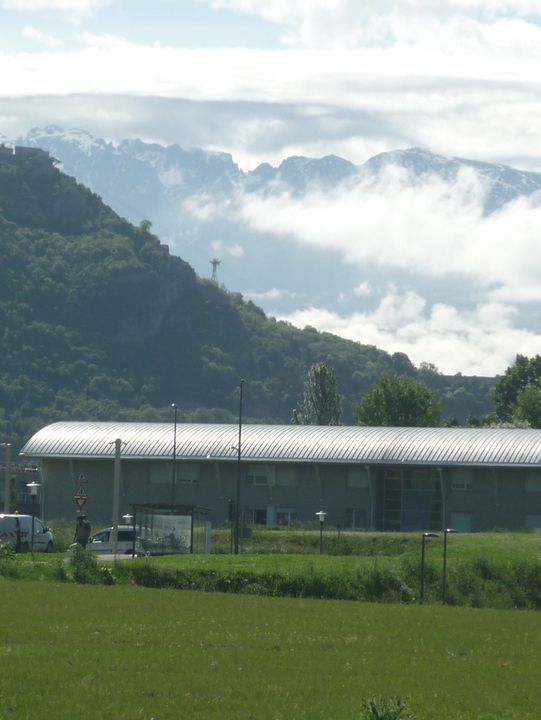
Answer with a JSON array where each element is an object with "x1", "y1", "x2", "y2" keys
[{"x1": 19, "y1": 421, "x2": 541, "y2": 468}]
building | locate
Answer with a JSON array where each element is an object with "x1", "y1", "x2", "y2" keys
[{"x1": 18, "y1": 421, "x2": 541, "y2": 532}]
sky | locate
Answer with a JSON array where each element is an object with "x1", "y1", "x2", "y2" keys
[{"x1": 1, "y1": 0, "x2": 541, "y2": 376}]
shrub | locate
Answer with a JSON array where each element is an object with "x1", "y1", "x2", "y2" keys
[
  {"x1": 360, "y1": 697, "x2": 414, "y2": 720},
  {"x1": 0, "y1": 541, "x2": 15, "y2": 560},
  {"x1": 0, "y1": 541, "x2": 19, "y2": 578},
  {"x1": 70, "y1": 545, "x2": 116, "y2": 585}
]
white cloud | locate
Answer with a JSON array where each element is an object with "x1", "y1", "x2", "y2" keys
[
  {"x1": 1, "y1": 21, "x2": 541, "y2": 171},
  {"x1": 211, "y1": 240, "x2": 245, "y2": 257},
  {"x1": 245, "y1": 288, "x2": 301, "y2": 301},
  {"x1": 277, "y1": 291, "x2": 541, "y2": 376},
  {"x1": 207, "y1": 0, "x2": 541, "y2": 48},
  {"x1": 354, "y1": 281, "x2": 372, "y2": 297},
  {"x1": 21, "y1": 25, "x2": 63, "y2": 47},
  {"x1": 2, "y1": 0, "x2": 109, "y2": 13},
  {"x1": 227, "y1": 166, "x2": 541, "y2": 303}
]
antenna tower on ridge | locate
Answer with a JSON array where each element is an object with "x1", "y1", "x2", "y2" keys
[{"x1": 210, "y1": 258, "x2": 221, "y2": 282}]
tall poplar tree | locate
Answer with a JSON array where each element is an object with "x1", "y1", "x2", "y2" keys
[{"x1": 294, "y1": 362, "x2": 342, "y2": 425}]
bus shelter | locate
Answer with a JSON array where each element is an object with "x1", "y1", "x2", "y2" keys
[{"x1": 131, "y1": 504, "x2": 209, "y2": 556}]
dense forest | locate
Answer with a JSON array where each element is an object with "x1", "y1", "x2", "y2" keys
[{"x1": 0, "y1": 145, "x2": 495, "y2": 450}]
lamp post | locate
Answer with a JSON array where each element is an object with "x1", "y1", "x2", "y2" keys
[
  {"x1": 171, "y1": 403, "x2": 178, "y2": 509},
  {"x1": 420, "y1": 531, "x2": 439, "y2": 604},
  {"x1": 234, "y1": 380, "x2": 244, "y2": 555},
  {"x1": 1, "y1": 442, "x2": 11, "y2": 513},
  {"x1": 26, "y1": 481, "x2": 40, "y2": 555},
  {"x1": 442, "y1": 528, "x2": 459, "y2": 605},
  {"x1": 123, "y1": 512, "x2": 135, "y2": 557},
  {"x1": 110, "y1": 438, "x2": 124, "y2": 557},
  {"x1": 315, "y1": 510, "x2": 327, "y2": 554}
]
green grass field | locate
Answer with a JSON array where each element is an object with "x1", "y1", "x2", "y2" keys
[{"x1": 1, "y1": 579, "x2": 541, "y2": 720}]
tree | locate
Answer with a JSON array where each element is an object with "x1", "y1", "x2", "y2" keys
[
  {"x1": 355, "y1": 373, "x2": 441, "y2": 427},
  {"x1": 294, "y1": 362, "x2": 342, "y2": 425},
  {"x1": 512, "y1": 385, "x2": 541, "y2": 428},
  {"x1": 493, "y1": 354, "x2": 541, "y2": 421}
]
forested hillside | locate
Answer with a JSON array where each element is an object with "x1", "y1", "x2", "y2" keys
[{"x1": 0, "y1": 145, "x2": 495, "y2": 450}]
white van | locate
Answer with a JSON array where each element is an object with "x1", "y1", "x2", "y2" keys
[
  {"x1": 0, "y1": 514, "x2": 54, "y2": 553},
  {"x1": 68, "y1": 526, "x2": 140, "y2": 555}
]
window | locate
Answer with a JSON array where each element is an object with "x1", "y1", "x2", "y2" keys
[
  {"x1": 118, "y1": 529, "x2": 135, "y2": 542},
  {"x1": 247, "y1": 465, "x2": 269, "y2": 486},
  {"x1": 247, "y1": 474, "x2": 268, "y2": 486},
  {"x1": 347, "y1": 467, "x2": 369, "y2": 489},
  {"x1": 244, "y1": 508, "x2": 267, "y2": 526},
  {"x1": 93, "y1": 530, "x2": 110, "y2": 542},
  {"x1": 451, "y1": 469, "x2": 472, "y2": 491},
  {"x1": 276, "y1": 508, "x2": 297, "y2": 526},
  {"x1": 34, "y1": 519, "x2": 45, "y2": 535}
]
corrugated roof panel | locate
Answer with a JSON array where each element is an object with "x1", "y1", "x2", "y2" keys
[{"x1": 19, "y1": 422, "x2": 541, "y2": 468}]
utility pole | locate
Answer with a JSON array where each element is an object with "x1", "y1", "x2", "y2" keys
[{"x1": 1, "y1": 443, "x2": 11, "y2": 513}]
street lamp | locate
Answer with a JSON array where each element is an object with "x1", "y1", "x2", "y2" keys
[
  {"x1": 1, "y1": 442, "x2": 11, "y2": 513},
  {"x1": 110, "y1": 438, "x2": 125, "y2": 557},
  {"x1": 420, "y1": 531, "x2": 439, "y2": 604},
  {"x1": 171, "y1": 403, "x2": 178, "y2": 509},
  {"x1": 234, "y1": 380, "x2": 244, "y2": 555},
  {"x1": 315, "y1": 510, "x2": 327, "y2": 554},
  {"x1": 26, "y1": 481, "x2": 40, "y2": 555},
  {"x1": 442, "y1": 528, "x2": 459, "y2": 605}
]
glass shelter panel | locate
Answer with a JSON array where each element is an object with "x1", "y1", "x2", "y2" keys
[{"x1": 132, "y1": 504, "x2": 209, "y2": 555}]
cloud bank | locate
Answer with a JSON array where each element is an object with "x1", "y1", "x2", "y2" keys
[
  {"x1": 190, "y1": 165, "x2": 541, "y2": 374},
  {"x1": 2, "y1": 0, "x2": 109, "y2": 14}
]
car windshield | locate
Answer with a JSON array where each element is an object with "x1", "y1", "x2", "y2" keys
[{"x1": 92, "y1": 531, "x2": 110, "y2": 542}]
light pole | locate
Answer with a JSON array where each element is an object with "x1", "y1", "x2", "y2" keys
[
  {"x1": 26, "y1": 481, "x2": 40, "y2": 555},
  {"x1": 171, "y1": 403, "x2": 178, "y2": 509},
  {"x1": 234, "y1": 380, "x2": 244, "y2": 555},
  {"x1": 123, "y1": 512, "x2": 135, "y2": 557},
  {"x1": 1, "y1": 442, "x2": 11, "y2": 513},
  {"x1": 442, "y1": 528, "x2": 459, "y2": 605},
  {"x1": 315, "y1": 510, "x2": 327, "y2": 554},
  {"x1": 420, "y1": 531, "x2": 439, "y2": 604},
  {"x1": 110, "y1": 438, "x2": 124, "y2": 557}
]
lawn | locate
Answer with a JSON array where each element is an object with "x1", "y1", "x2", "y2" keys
[{"x1": 1, "y1": 579, "x2": 541, "y2": 720}]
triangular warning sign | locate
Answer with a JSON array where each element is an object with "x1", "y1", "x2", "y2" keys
[
  {"x1": 75, "y1": 497, "x2": 87, "y2": 511},
  {"x1": 76, "y1": 487, "x2": 88, "y2": 498}
]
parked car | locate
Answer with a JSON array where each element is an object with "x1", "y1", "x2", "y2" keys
[
  {"x1": 68, "y1": 525, "x2": 141, "y2": 555},
  {"x1": 0, "y1": 513, "x2": 54, "y2": 553}
]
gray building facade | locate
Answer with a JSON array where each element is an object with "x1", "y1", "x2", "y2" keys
[{"x1": 18, "y1": 421, "x2": 541, "y2": 532}]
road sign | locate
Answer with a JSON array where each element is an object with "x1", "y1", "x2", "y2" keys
[
  {"x1": 74, "y1": 496, "x2": 87, "y2": 511},
  {"x1": 74, "y1": 486, "x2": 89, "y2": 511},
  {"x1": 78, "y1": 473, "x2": 87, "y2": 484}
]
